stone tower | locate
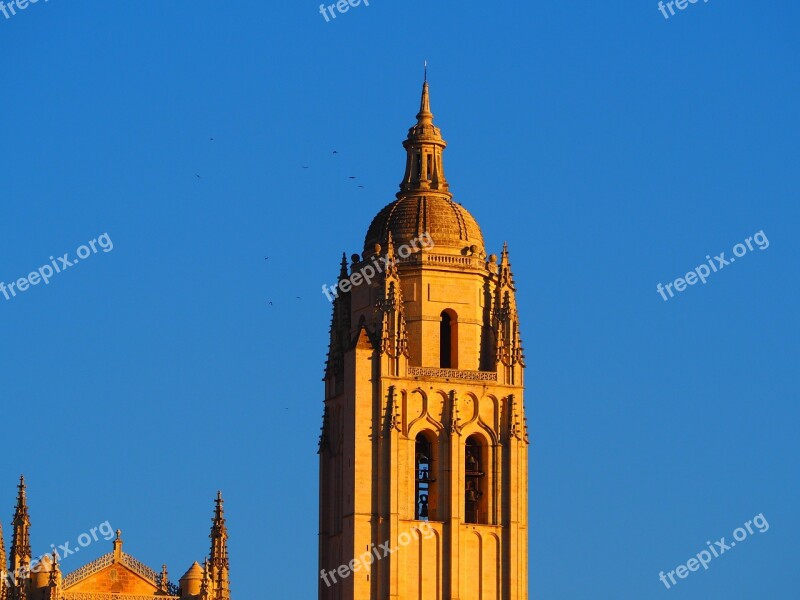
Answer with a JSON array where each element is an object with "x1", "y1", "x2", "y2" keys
[{"x1": 319, "y1": 78, "x2": 529, "y2": 600}]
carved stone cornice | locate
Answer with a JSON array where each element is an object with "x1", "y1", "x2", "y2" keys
[{"x1": 407, "y1": 366, "x2": 497, "y2": 382}]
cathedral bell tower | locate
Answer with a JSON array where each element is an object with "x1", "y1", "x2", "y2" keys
[{"x1": 319, "y1": 77, "x2": 529, "y2": 600}]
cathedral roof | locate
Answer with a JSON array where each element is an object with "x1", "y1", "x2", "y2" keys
[
  {"x1": 364, "y1": 195, "x2": 484, "y2": 254},
  {"x1": 363, "y1": 78, "x2": 484, "y2": 255},
  {"x1": 180, "y1": 561, "x2": 204, "y2": 581}
]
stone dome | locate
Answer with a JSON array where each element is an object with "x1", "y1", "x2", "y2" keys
[
  {"x1": 180, "y1": 562, "x2": 204, "y2": 582},
  {"x1": 363, "y1": 195, "x2": 484, "y2": 255}
]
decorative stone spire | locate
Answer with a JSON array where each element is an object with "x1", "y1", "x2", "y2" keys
[
  {"x1": 10, "y1": 476, "x2": 31, "y2": 600},
  {"x1": 0, "y1": 517, "x2": 6, "y2": 600},
  {"x1": 338, "y1": 252, "x2": 348, "y2": 282},
  {"x1": 417, "y1": 81, "x2": 432, "y2": 124},
  {"x1": 398, "y1": 78, "x2": 451, "y2": 198},
  {"x1": 208, "y1": 492, "x2": 230, "y2": 600},
  {"x1": 112, "y1": 530, "x2": 123, "y2": 560},
  {"x1": 44, "y1": 553, "x2": 60, "y2": 600},
  {"x1": 492, "y1": 243, "x2": 525, "y2": 369},
  {"x1": 159, "y1": 564, "x2": 170, "y2": 593},
  {"x1": 375, "y1": 232, "x2": 409, "y2": 361},
  {"x1": 199, "y1": 559, "x2": 210, "y2": 600},
  {"x1": 324, "y1": 253, "x2": 352, "y2": 384}
]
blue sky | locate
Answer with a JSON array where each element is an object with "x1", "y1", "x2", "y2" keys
[{"x1": 1, "y1": 1, "x2": 798, "y2": 598}]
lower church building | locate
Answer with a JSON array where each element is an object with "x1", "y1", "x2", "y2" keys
[{"x1": 0, "y1": 477, "x2": 231, "y2": 600}]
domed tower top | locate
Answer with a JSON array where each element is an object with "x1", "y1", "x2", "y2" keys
[{"x1": 364, "y1": 78, "x2": 485, "y2": 256}]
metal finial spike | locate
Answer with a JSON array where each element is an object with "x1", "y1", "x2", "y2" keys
[{"x1": 424, "y1": 60, "x2": 428, "y2": 83}]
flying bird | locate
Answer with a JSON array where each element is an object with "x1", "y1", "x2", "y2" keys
[
  {"x1": 357, "y1": 185, "x2": 365, "y2": 188},
  {"x1": 302, "y1": 165, "x2": 309, "y2": 169},
  {"x1": 348, "y1": 176, "x2": 356, "y2": 179},
  {"x1": 195, "y1": 174, "x2": 202, "y2": 179},
  {"x1": 332, "y1": 150, "x2": 338, "y2": 154},
  {"x1": 210, "y1": 137, "x2": 215, "y2": 141}
]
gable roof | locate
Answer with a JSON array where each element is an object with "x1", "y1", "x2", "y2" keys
[{"x1": 63, "y1": 550, "x2": 175, "y2": 594}]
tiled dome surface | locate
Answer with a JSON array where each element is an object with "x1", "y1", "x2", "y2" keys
[{"x1": 364, "y1": 196, "x2": 484, "y2": 254}]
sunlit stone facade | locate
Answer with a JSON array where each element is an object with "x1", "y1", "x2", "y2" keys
[{"x1": 319, "y1": 79, "x2": 529, "y2": 600}]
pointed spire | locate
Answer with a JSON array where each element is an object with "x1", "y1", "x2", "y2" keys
[
  {"x1": 46, "y1": 553, "x2": 60, "y2": 600},
  {"x1": 399, "y1": 76, "x2": 450, "y2": 197},
  {"x1": 497, "y1": 242, "x2": 512, "y2": 283},
  {"x1": 338, "y1": 252, "x2": 348, "y2": 281},
  {"x1": 492, "y1": 243, "x2": 524, "y2": 370},
  {"x1": 0, "y1": 511, "x2": 6, "y2": 564},
  {"x1": 13, "y1": 476, "x2": 27, "y2": 521},
  {"x1": 11, "y1": 476, "x2": 31, "y2": 574},
  {"x1": 417, "y1": 81, "x2": 433, "y2": 125},
  {"x1": 375, "y1": 230, "x2": 409, "y2": 359},
  {"x1": 10, "y1": 476, "x2": 31, "y2": 600},
  {"x1": 199, "y1": 559, "x2": 210, "y2": 599},
  {"x1": 212, "y1": 491, "x2": 226, "y2": 532},
  {"x1": 0, "y1": 515, "x2": 6, "y2": 600},
  {"x1": 159, "y1": 564, "x2": 169, "y2": 593},
  {"x1": 325, "y1": 252, "x2": 352, "y2": 382},
  {"x1": 208, "y1": 492, "x2": 230, "y2": 600}
]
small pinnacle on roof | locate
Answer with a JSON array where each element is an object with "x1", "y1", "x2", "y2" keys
[
  {"x1": 14, "y1": 475, "x2": 28, "y2": 517},
  {"x1": 417, "y1": 79, "x2": 432, "y2": 124}
]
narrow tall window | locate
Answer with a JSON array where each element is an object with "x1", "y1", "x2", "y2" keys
[
  {"x1": 415, "y1": 433, "x2": 435, "y2": 520},
  {"x1": 465, "y1": 436, "x2": 485, "y2": 524},
  {"x1": 440, "y1": 310, "x2": 457, "y2": 369},
  {"x1": 440, "y1": 312, "x2": 452, "y2": 368}
]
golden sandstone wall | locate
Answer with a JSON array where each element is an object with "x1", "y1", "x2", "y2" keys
[
  {"x1": 66, "y1": 565, "x2": 157, "y2": 595},
  {"x1": 319, "y1": 80, "x2": 528, "y2": 600}
]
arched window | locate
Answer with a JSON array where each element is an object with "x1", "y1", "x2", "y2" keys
[
  {"x1": 440, "y1": 310, "x2": 458, "y2": 368},
  {"x1": 465, "y1": 436, "x2": 485, "y2": 524},
  {"x1": 415, "y1": 433, "x2": 436, "y2": 520}
]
